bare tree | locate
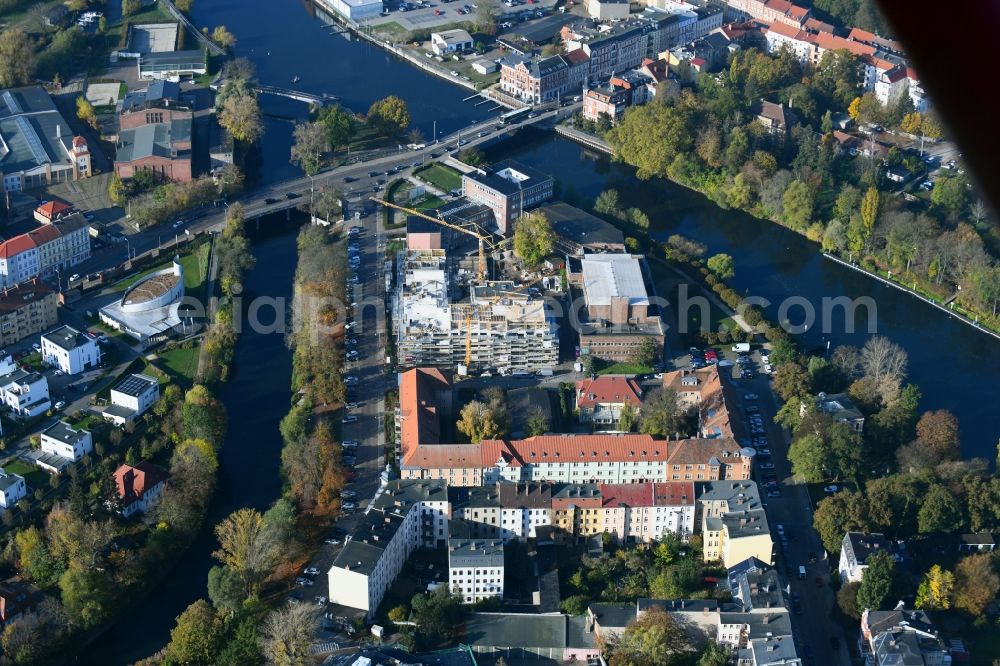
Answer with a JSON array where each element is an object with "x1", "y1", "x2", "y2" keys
[
  {"x1": 861, "y1": 336, "x2": 908, "y2": 404},
  {"x1": 262, "y1": 603, "x2": 319, "y2": 666},
  {"x1": 831, "y1": 345, "x2": 862, "y2": 379},
  {"x1": 290, "y1": 121, "x2": 329, "y2": 176}
]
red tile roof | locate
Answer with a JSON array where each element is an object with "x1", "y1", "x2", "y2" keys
[
  {"x1": 72, "y1": 136, "x2": 87, "y2": 147},
  {"x1": 763, "y1": 0, "x2": 808, "y2": 21},
  {"x1": 576, "y1": 376, "x2": 643, "y2": 409},
  {"x1": 564, "y1": 48, "x2": 590, "y2": 66},
  {"x1": 399, "y1": 368, "x2": 451, "y2": 462},
  {"x1": 0, "y1": 235, "x2": 37, "y2": 260},
  {"x1": 114, "y1": 462, "x2": 168, "y2": 506},
  {"x1": 765, "y1": 20, "x2": 809, "y2": 41},
  {"x1": 26, "y1": 225, "x2": 61, "y2": 246},
  {"x1": 35, "y1": 200, "x2": 73, "y2": 220},
  {"x1": 600, "y1": 482, "x2": 653, "y2": 508},
  {"x1": 812, "y1": 31, "x2": 875, "y2": 57},
  {"x1": 653, "y1": 481, "x2": 695, "y2": 506}
]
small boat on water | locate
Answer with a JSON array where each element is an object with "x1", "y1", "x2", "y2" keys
[{"x1": 292, "y1": 75, "x2": 300, "y2": 83}]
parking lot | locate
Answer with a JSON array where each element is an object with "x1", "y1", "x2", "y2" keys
[{"x1": 369, "y1": 0, "x2": 560, "y2": 33}]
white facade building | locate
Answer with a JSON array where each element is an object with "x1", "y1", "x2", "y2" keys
[
  {"x1": 839, "y1": 531, "x2": 893, "y2": 583},
  {"x1": 317, "y1": 0, "x2": 384, "y2": 21},
  {"x1": 41, "y1": 325, "x2": 101, "y2": 375},
  {"x1": 431, "y1": 29, "x2": 473, "y2": 56},
  {"x1": 40, "y1": 420, "x2": 93, "y2": 463},
  {"x1": 448, "y1": 539, "x2": 505, "y2": 603},
  {"x1": 104, "y1": 374, "x2": 160, "y2": 425},
  {"x1": 0, "y1": 356, "x2": 50, "y2": 418},
  {"x1": 0, "y1": 468, "x2": 27, "y2": 508}
]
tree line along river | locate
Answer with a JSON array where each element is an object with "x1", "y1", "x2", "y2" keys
[{"x1": 83, "y1": 0, "x2": 1000, "y2": 660}]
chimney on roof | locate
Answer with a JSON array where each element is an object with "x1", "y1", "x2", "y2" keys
[{"x1": 56, "y1": 124, "x2": 61, "y2": 138}]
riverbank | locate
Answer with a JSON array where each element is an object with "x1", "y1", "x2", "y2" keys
[{"x1": 553, "y1": 122, "x2": 1000, "y2": 343}]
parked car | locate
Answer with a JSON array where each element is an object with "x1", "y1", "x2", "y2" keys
[
  {"x1": 745, "y1": 393, "x2": 759, "y2": 400},
  {"x1": 342, "y1": 415, "x2": 358, "y2": 424},
  {"x1": 32, "y1": 343, "x2": 41, "y2": 352},
  {"x1": 343, "y1": 440, "x2": 360, "y2": 448},
  {"x1": 759, "y1": 463, "x2": 775, "y2": 470},
  {"x1": 55, "y1": 401, "x2": 66, "y2": 410},
  {"x1": 295, "y1": 577, "x2": 314, "y2": 587},
  {"x1": 304, "y1": 566, "x2": 320, "y2": 576}
]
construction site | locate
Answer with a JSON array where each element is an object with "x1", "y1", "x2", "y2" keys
[{"x1": 384, "y1": 197, "x2": 561, "y2": 376}]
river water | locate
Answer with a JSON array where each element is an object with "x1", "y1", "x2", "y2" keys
[
  {"x1": 82, "y1": 224, "x2": 299, "y2": 664},
  {"x1": 84, "y1": 0, "x2": 999, "y2": 660}
]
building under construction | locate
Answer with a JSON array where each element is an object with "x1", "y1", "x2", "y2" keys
[{"x1": 395, "y1": 248, "x2": 558, "y2": 373}]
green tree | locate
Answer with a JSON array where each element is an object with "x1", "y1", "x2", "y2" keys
[
  {"x1": 856, "y1": 550, "x2": 894, "y2": 612},
  {"x1": 706, "y1": 253, "x2": 734, "y2": 280},
  {"x1": 697, "y1": 641, "x2": 730, "y2": 666},
  {"x1": 213, "y1": 508, "x2": 276, "y2": 597},
  {"x1": 367, "y1": 96, "x2": 410, "y2": 137},
  {"x1": 318, "y1": 104, "x2": 356, "y2": 151},
  {"x1": 208, "y1": 565, "x2": 245, "y2": 616},
  {"x1": 0, "y1": 28, "x2": 36, "y2": 88},
  {"x1": 860, "y1": 186, "x2": 880, "y2": 241},
  {"x1": 608, "y1": 606, "x2": 691, "y2": 666},
  {"x1": 59, "y1": 564, "x2": 113, "y2": 628},
  {"x1": 639, "y1": 388, "x2": 685, "y2": 437},
  {"x1": 618, "y1": 402, "x2": 638, "y2": 432},
  {"x1": 108, "y1": 173, "x2": 126, "y2": 206},
  {"x1": 772, "y1": 363, "x2": 811, "y2": 401},
  {"x1": 788, "y1": 433, "x2": 826, "y2": 482},
  {"x1": 837, "y1": 581, "x2": 861, "y2": 619},
  {"x1": 607, "y1": 101, "x2": 695, "y2": 179},
  {"x1": 781, "y1": 179, "x2": 814, "y2": 230},
  {"x1": 513, "y1": 211, "x2": 554, "y2": 265},
  {"x1": 813, "y1": 490, "x2": 870, "y2": 553},
  {"x1": 14, "y1": 527, "x2": 62, "y2": 586},
  {"x1": 627, "y1": 207, "x2": 650, "y2": 229},
  {"x1": 167, "y1": 600, "x2": 223, "y2": 664},
  {"x1": 183, "y1": 385, "x2": 228, "y2": 445},
  {"x1": 915, "y1": 564, "x2": 954, "y2": 610},
  {"x1": 121, "y1": 0, "x2": 141, "y2": 17},
  {"x1": 525, "y1": 406, "x2": 550, "y2": 437},
  {"x1": 917, "y1": 484, "x2": 964, "y2": 534},
  {"x1": 930, "y1": 175, "x2": 970, "y2": 216},
  {"x1": 593, "y1": 189, "x2": 623, "y2": 218},
  {"x1": 634, "y1": 338, "x2": 659, "y2": 367}
]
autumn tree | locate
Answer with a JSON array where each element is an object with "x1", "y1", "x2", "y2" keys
[
  {"x1": 219, "y1": 91, "x2": 264, "y2": 144},
  {"x1": 639, "y1": 388, "x2": 685, "y2": 437},
  {"x1": 525, "y1": 407, "x2": 550, "y2": 437},
  {"x1": 121, "y1": 0, "x2": 141, "y2": 17},
  {"x1": 290, "y1": 121, "x2": 328, "y2": 176},
  {"x1": 706, "y1": 253, "x2": 734, "y2": 280},
  {"x1": 182, "y1": 385, "x2": 228, "y2": 445},
  {"x1": 367, "y1": 96, "x2": 410, "y2": 138},
  {"x1": 75, "y1": 96, "x2": 98, "y2": 130},
  {"x1": 513, "y1": 211, "x2": 555, "y2": 266},
  {"x1": 913, "y1": 410, "x2": 960, "y2": 461},
  {"x1": 773, "y1": 363, "x2": 811, "y2": 401},
  {"x1": 915, "y1": 564, "x2": 954, "y2": 610},
  {"x1": 262, "y1": 603, "x2": 318, "y2": 666},
  {"x1": 211, "y1": 25, "x2": 237, "y2": 49},
  {"x1": 781, "y1": 179, "x2": 814, "y2": 230},
  {"x1": 213, "y1": 508, "x2": 276, "y2": 597},
  {"x1": 861, "y1": 335, "x2": 908, "y2": 405},
  {"x1": 856, "y1": 550, "x2": 894, "y2": 612},
  {"x1": 457, "y1": 399, "x2": 507, "y2": 444},
  {"x1": 860, "y1": 186, "x2": 880, "y2": 247},
  {"x1": 606, "y1": 606, "x2": 692, "y2": 666},
  {"x1": 953, "y1": 554, "x2": 1000, "y2": 616},
  {"x1": 167, "y1": 600, "x2": 224, "y2": 664},
  {"x1": 0, "y1": 28, "x2": 36, "y2": 88},
  {"x1": 476, "y1": 0, "x2": 502, "y2": 35}
]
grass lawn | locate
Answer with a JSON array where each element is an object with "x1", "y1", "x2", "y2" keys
[
  {"x1": 3, "y1": 459, "x2": 48, "y2": 490},
  {"x1": 414, "y1": 195, "x2": 447, "y2": 211},
  {"x1": 414, "y1": 163, "x2": 463, "y2": 192},
  {"x1": 155, "y1": 344, "x2": 201, "y2": 387},
  {"x1": 597, "y1": 362, "x2": 653, "y2": 376},
  {"x1": 111, "y1": 239, "x2": 210, "y2": 293}
]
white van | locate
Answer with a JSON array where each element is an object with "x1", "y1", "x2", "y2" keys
[{"x1": 798, "y1": 566, "x2": 807, "y2": 580}]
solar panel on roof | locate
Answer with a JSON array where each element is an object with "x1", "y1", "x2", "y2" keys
[{"x1": 114, "y1": 374, "x2": 156, "y2": 396}]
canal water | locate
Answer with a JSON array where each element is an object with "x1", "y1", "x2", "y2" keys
[
  {"x1": 82, "y1": 223, "x2": 299, "y2": 664},
  {"x1": 485, "y1": 131, "x2": 1000, "y2": 460}
]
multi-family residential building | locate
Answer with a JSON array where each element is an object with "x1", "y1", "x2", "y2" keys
[
  {"x1": 727, "y1": 556, "x2": 786, "y2": 613},
  {"x1": 499, "y1": 50, "x2": 590, "y2": 104},
  {"x1": 576, "y1": 375, "x2": 643, "y2": 428},
  {"x1": 398, "y1": 368, "x2": 751, "y2": 485},
  {"x1": 763, "y1": 20, "x2": 875, "y2": 66},
  {"x1": 0, "y1": 356, "x2": 50, "y2": 418},
  {"x1": 461, "y1": 160, "x2": 554, "y2": 235},
  {"x1": 0, "y1": 468, "x2": 27, "y2": 509},
  {"x1": 113, "y1": 462, "x2": 168, "y2": 518},
  {"x1": 104, "y1": 373, "x2": 160, "y2": 426},
  {"x1": 40, "y1": 421, "x2": 93, "y2": 464},
  {"x1": 662, "y1": 365, "x2": 744, "y2": 440},
  {"x1": 601, "y1": 482, "x2": 696, "y2": 543},
  {"x1": 448, "y1": 539, "x2": 505, "y2": 603},
  {"x1": 568, "y1": 253, "x2": 665, "y2": 363},
  {"x1": 562, "y1": 20, "x2": 648, "y2": 79},
  {"x1": 33, "y1": 199, "x2": 74, "y2": 224},
  {"x1": 839, "y1": 531, "x2": 893, "y2": 583},
  {"x1": 582, "y1": 84, "x2": 632, "y2": 124},
  {"x1": 394, "y1": 250, "x2": 558, "y2": 373},
  {"x1": 698, "y1": 480, "x2": 772, "y2": 567},
  {"x1": 0, "y1": 280, "x2": 58, "y2": 346},
  {"x1": 0, "y1": 213, "x2": 91, "y2": 288},
  {"x1": 551, "y1": 483, "x2": 604, "y2": 539},
  {"x1": 860, "y1": 607, "x2": 951, "y2": 666},
  {"x1": 725, "y1": 0, "x2": 809, "y2": 27},
  {"x1": 328, "y1": 479, "x2": 449, "y2": 616},
  {"x1": 0, "y1": 86, "x2": 92, "y2": 193},
  {"x1": 41, "y1": 325, "x2": 101, "y2": 375}
]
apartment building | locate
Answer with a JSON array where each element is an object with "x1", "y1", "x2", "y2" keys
[
  {"x1": 395, "y1": 250, "x2": 558, "y2": 373},
  {"x1": 576, "y1": 376, "x2": 643, "y2": 428},
  {"x1": 41, "y1": 325, "x2": 101, "y2": 375},
  {"x1": 662, "y1": 365, "x2": 744, "y2": 440},
  {"x1": 398, "y1": 368, "x2": 751, "y2": 485},
  {"x1": 860, "y1": 607, "x2": 951, "y2": 666},
  {"x1": 551, "y1": 483, "x2": 604, "y2": 540},
  {"x1": 0, "y1": 280, "x2": 58, "y2": 346},
  {"x1": 0, "y1": 213, "x2": 91, "y2": 288},
  {"x1": 725, "y1": 0, "x2": 809, "y2": 27},
  {"x1": 461, "y1": 160, "x2": 554, "y2": 235},
  {"x1": 601, "y1": 482, "x2": 696, "y2": 543},
  {"x1": 448, "y1": 539, "x2": 505, "y2": 603},
  {"x1": 568, "y1": 253, "x2": 665, "y2": 363},
  {"x1": 499, "y1": 50, "x2": 590, "y2": 104},
  {"x1": 40, "y1": 421, "x2": 93, "y2": 464},
  {"x1": 0, "y1": 86, "x2": 92, "y2": 193},
  {"x1": 328, "y1": 480, "x2": 449, "y2": 617},
  {"x1": 582, "y1": 84, "x2": 632, "y2": 124},
  {"x1": 698, "y1": 480, "x2": 772, "y2": 567},
  {"x1": 562, "y1": 20, "x2": 648, "y2": 79}
]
